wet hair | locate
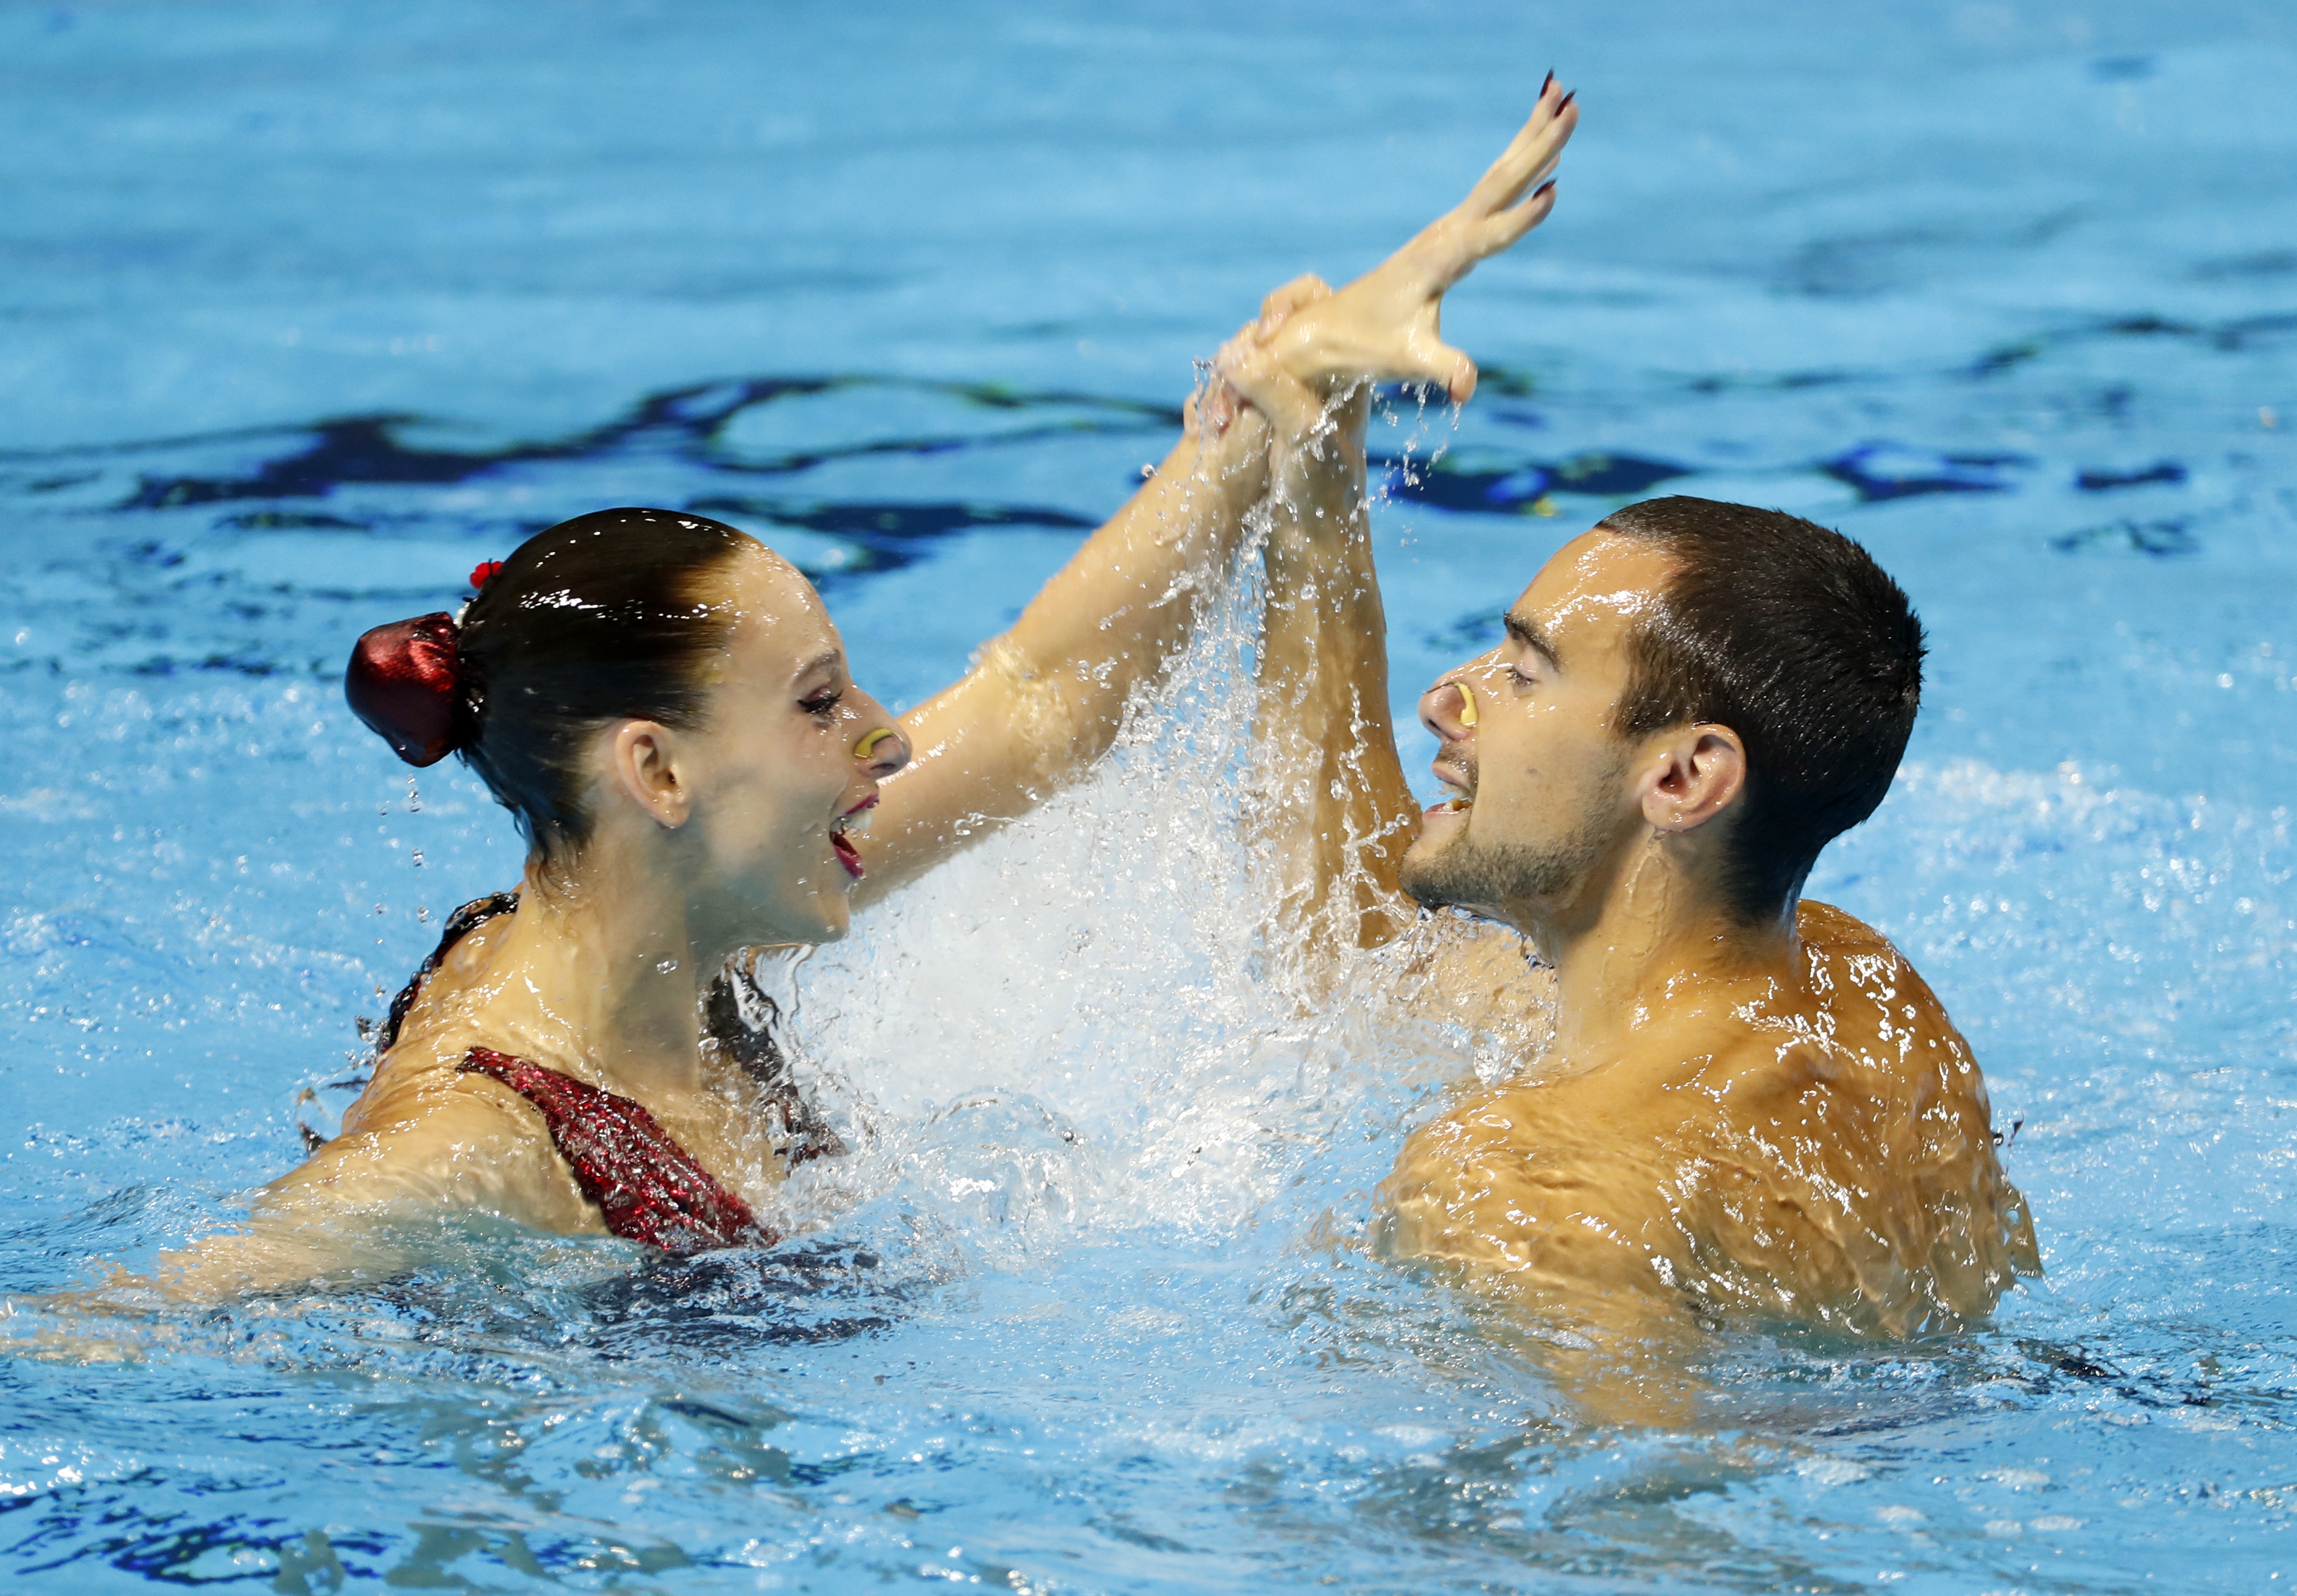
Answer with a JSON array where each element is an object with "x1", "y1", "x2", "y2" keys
[
  {"x1": 1597, "y1": 496, "x2": 1925, "y2": 922},
  {"x1": 345, "y1": 507, "x2": 755, "y2": 859}
]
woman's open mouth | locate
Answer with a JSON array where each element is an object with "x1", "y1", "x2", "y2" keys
[
  {"x1": 830, "y1": 828, "x2": 865, "y2": 879},
  {"x1": 829, "y1": 795, "x2": 876, "y2": 881}
]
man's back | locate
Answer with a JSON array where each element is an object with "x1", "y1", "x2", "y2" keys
[{"x1": 1378, "y1": 901, "x2": 2039, "y2": 1336}]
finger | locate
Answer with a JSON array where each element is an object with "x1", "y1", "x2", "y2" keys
[
  {"x1": 1216, "y1": 333, "x2": 1328, "y2": 437},
  {"x1": 1195, "y1": 381, "x2": 1239, "y2": 437},
  {"x1": 1399, "y1": 328, "x2": 1477, "y2": 406},
  {"x1": 1474, "y1": 108, "x2": 1573, "y2": 217},
  {"x1": 1476, "y1": 179, "x2": 1559, "y2": 257},
  {"x1": 1446, "y1": 355, "x2": 1480, "y2": 407},
  {"x1": 1463, "y1": 87, "x2": 1577, "y2": 219},
  {"x1": 1257, "y1": 274, "x2": 1335, "y2": 340}
]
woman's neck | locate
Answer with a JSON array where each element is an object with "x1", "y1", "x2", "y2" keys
[{"x1": 481, "y1": 845, "x2": 713, "y2": 1102}]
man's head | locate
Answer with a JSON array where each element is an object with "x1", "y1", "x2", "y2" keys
[{"x1": 1400, "y1": 497, "x2": 1923, "y2": 932}]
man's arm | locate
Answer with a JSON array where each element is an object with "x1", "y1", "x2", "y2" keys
[
  {"x1": 1214, "y1": 83, "x2": 1579, "y2": 959},
  {"x1": 851, "y1": 398, "x2": 1272, "y2": 901},
  {"x1": 1240, "y1": 346, "x2": 1421, "y2": 951}
]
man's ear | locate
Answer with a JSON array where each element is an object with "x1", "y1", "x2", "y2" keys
[
  {"x1": 606, "y1": 721, "x2": 691, "y2": 830},
  {"x1": 1635, "y1": 723, "x2": 1746, "y2": 834}
]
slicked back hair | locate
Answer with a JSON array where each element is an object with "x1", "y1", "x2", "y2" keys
[
  {"x1": 1597, "y1": 497, "x2": 1924, "y2": 922},
  {"x1": 457, "y1": 508, "x2": 755, "y2": 861}
]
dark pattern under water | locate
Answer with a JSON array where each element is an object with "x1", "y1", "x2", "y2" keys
[{"x1": 1, "y1": 298, "x2": 2269, "y2": 689}]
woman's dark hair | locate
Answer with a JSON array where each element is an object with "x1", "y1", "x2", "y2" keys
[
  {"x1": 346, "y1": 507, "x2": 757, "y2": 859},
  {"x1": 1598, "y1": 496, "x2": 1925, "y2": 922}
]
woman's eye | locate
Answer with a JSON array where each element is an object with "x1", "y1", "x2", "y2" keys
[{"x1": 800, "y1": 690, "x2": 843, "y2": 717}]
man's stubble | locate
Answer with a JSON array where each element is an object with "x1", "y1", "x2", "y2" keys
[{"x1": 1399, "y1": 753, "x2": 1622, "y2": 921}]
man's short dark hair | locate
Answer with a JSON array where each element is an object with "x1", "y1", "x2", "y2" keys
[{"x1": 1598, "y1": 497, "x2": 1924, "y2": 921}]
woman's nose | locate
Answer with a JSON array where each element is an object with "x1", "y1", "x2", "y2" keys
[
  {"x1": 852, "y1": 717, "x2": 911, "y2": 779},
  {"x1": 1419, "y1": 678, "x2": 1477, "y2": 743}
]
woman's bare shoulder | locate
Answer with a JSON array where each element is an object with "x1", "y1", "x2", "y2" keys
[{"x1": 267, "y1": 1052, "x2": 592, "y2": 1231}]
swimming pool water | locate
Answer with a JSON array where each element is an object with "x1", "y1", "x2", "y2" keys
[{"x1": 1, "y1": 1, "x2": 2292, "y2": 1589}]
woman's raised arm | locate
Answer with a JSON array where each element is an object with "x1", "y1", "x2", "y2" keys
[
  {"x1": 851, "y1": 391, "x2": 1274, "y2": 901},
  {"x1": 849, "y1": 79, "x2": 1576, "y2": 907}
]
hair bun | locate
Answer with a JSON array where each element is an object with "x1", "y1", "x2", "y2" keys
[{"x1": 346, "y1": 613, "x2": 463, "y2": 766}]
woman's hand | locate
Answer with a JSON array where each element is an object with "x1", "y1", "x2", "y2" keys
[
  {"x1": 1250, "y1": 75, "x2": 1577, "y2": 406},
  {"x1": 1211, "y1": 275, "x2": 1349, "y2": 455}
]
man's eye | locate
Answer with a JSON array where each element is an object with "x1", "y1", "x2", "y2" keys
[
  {"x1": 1506, "y1": 666, "x2": 1536, "y2": 689},
  {"x1": 800, "y1": 690, "x2": 843, "y2": 717}
]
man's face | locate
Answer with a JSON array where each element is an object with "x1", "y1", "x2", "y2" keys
[{"x1": 1400, "y1": 530, "x2": 1676, "y2": 930}]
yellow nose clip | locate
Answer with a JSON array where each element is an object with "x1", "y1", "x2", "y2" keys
[
  {"x1": 1455, "y1": 682, "x2": 1477, "y2": 727},
  {"x1": 855, "y1": 727, "x2": 897, "y2": 759}
]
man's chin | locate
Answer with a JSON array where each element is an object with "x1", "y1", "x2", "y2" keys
[
  {"x1": 1399, "y1": 833, "x2": 1498, "y2": 919},
  {"x1": 1400, "y1": 824, "x2": 1591, "y2": 931}
]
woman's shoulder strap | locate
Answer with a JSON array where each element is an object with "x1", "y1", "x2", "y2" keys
[{"x1": 374, "y1": 891, "x2": 521, "y2": 1055}]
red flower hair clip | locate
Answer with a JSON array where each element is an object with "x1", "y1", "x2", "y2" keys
[{"x1": 468, "y1": 559, "x2": 506, "y2": 592}]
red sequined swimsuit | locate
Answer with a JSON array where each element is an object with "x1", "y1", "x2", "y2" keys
[
  {"x1": 456, "y1": 1047, "x2": 764, "y2": 1254},
  {"x1": 379, "y1": 892, "x2": 774, "y2": 1256}
]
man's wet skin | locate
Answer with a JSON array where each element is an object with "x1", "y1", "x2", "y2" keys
[{"x1": 1373, "y1": 532, "x2": 2038, "y2": 1336}]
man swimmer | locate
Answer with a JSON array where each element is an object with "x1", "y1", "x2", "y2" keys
[{"x1": 1215, "y1": 291, "x2": 2039, "y2": 1359}]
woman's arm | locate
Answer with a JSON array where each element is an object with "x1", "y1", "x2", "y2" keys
[
  {"x1": 141, "y1": 1077, "x2": 591, "y2": 1300},
  {"x1": 849, "y1": 81, "x2": 1575, "y2": 905},
  {"x1": 852, "y1": 396, "x2": 1273, "y2": 900}
]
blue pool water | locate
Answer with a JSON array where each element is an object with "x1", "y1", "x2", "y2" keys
[{"x1": 2, "y1": 1, "x2": 2293, "y2": 1589}]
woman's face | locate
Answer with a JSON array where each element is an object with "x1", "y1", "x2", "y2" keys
[{"x1": 676, "y1": 547, "x2": 906, "y2": 949}]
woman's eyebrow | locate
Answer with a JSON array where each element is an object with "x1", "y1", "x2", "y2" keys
[{"x1": 791, "y1": 648, "x2": 843, "y2": 685}]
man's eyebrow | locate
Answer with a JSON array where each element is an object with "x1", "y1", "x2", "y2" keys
[{"x1": 1503, "y1": 612, "x2": 1561, "y2": 670}]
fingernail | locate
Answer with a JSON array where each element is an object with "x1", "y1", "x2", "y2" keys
[
  {"x1": 1536, "y1": 179, "x2": 1556, "y2": 200},
  {"x1": 1541, "y1": 69, "x2": 1553, "y2": 98},
  {"x1": 1558, "y1": 89, "x2": 1576, "y2": 112}
]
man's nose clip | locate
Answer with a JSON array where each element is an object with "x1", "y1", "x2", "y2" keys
[{"x1": 1454, "y1": 682, "x2": 1477, "y2": 727}]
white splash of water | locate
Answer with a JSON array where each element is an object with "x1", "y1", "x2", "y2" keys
[{"x1": 773, "y1": 509, "x2": 1470, "y2": 1263}]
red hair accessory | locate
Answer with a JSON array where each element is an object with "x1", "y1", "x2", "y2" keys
[
  {"x1": 468, "y1": 559, "x2": 506, "y2": 591},
  {"x1": 345, "y1": 613, "x2": 462, "y2": 767}
]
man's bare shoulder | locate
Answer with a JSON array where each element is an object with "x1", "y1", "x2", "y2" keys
[{"x1": 1796, "y1": 897, "x2": 1891, "y2": 951}]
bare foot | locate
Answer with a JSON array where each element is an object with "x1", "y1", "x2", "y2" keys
[{"x1": 1254, "y1": 75, "x2": 1578, "y2": 404}]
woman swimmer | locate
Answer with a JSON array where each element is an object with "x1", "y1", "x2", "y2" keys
[{"x1": 107, "y1": 78, "x2": 1580, "y2": 1296}]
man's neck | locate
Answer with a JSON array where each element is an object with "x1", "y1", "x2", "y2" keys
[{"x1": 1527, "y1": 852, "x2": 1798, "y2": 1066}]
